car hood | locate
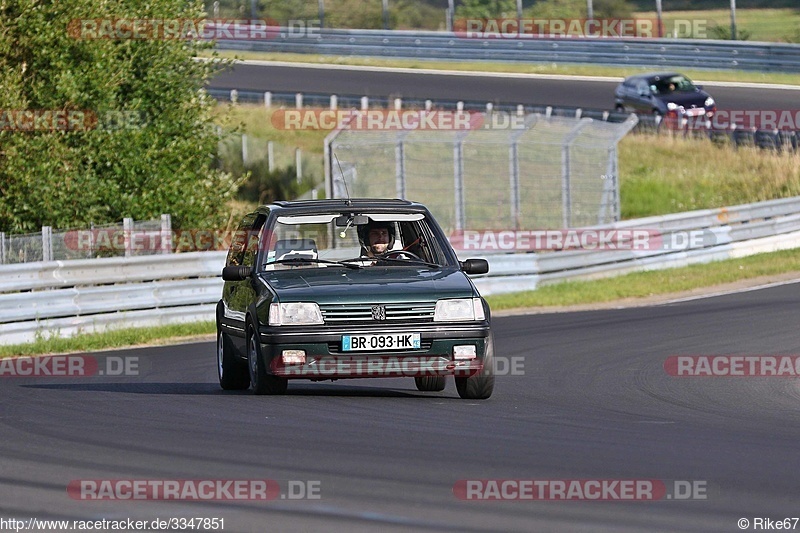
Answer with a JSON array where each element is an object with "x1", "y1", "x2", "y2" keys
[
  {"x1": 656, "y1": 90, "x2": 710, "y2": 108},
  {"x1": 261, "y1": 267, "x2": 476, "y2": 304}
]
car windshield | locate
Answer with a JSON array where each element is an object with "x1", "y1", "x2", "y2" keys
[
  {"x1": 651, "y1": 75, "x2": 696, "y2": 95},
  {"x1": 260, "y1": 211, "x2": 453, "y2": 271}
]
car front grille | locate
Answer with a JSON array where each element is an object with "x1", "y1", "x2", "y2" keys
[{"x1": 319, "y1": 302, "x2": 436, "y2": 324}]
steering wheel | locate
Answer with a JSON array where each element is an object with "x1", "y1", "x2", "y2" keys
[{"x1": 377, "y1": 250, "x2": 423, "y2": 261}]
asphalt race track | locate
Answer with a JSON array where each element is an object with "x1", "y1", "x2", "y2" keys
[
  {"x1": 4, "y1": 282, "x2": 800, "y2": 532},
  {"x1": 209, "y1": 62, "x2": 800, "y2": 111}
]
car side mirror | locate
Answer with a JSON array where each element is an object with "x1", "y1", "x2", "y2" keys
[
  {"x1": 460, "y1": 259, "x2": 489, "y2": 275},
  {"x1": 222, "y1": 265, "x2": 252, "y2": 281}
]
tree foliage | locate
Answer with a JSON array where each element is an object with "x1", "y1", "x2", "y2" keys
[{"x1": 0, "y1": 0, "x2": 240, "y2": 233}]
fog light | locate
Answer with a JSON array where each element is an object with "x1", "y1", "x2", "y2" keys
[
  {"x1": 281, "y1": 350, "x2": 306, "y2": 365},
  {"x1": 453, "y1": 345, "x2": 476, "y2": 360}
]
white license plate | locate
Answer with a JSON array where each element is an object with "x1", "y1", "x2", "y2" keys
[
  {"x1": 686, "y1": 108, "x2": 706, "y2": 116},
  {"x1": 342, "y1": 333, "x2": 421, "y2": 351}
]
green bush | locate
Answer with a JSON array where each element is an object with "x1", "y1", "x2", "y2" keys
[{"x1": 0, "y1": 0, "x2": 240, "y2": 233}]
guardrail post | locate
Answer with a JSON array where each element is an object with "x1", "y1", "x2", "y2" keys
[
  {"x1": 123, "y1": 218, "x2": 133, "y2": 258},
  {"x1": 264, "y1": 91, "x2": 272, "y2": 108},
  {"x1": 42, "y1": 226, "x2": 52, "y2": 262},
  {"x1": 295, "y1": 93, "x2": 303, "y2": 109},
  {"x1": 394, "y1": 98, "x2": 402, "y2": 111},
  {"x1": 160, "y1": 214, "x2": 172, "y2": 254},
  {"x1": 242, "y1": 134, "x2": 248, "y2": 165},
  {"x1": 361, "y1": 96, "x2": 369, "y2": 110},
  {"x1": 425, "y1": 100, "x2": 432, "y2": 111},
  {"x1": 330, "y1": 94, "x2": 337, "y2": 110},
  {"x1": 230, "y1": 89, "x2": 238, "y2": 104},
  {"x1": 0, "y1": 232, "x2": 5, "y2": 265}
]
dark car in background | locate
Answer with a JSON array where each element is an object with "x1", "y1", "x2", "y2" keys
[
  {"x1": 614, "y1": 72, "x2": 716, "y2": 118},
  {"x1": 215, "y1": 199, "x2": 494, "y2": 399}
]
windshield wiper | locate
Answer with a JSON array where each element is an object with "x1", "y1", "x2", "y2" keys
[
  {"x1": 372, "y1": 257, "x2": 442, "y2": 269},
  {"x1": 269, "y1": 257, "x2": 362, "y2": 270}
]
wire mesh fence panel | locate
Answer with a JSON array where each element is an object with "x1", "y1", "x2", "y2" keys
[{"x1": 327, "y1": 112, "x2": 638, "y2": 231}]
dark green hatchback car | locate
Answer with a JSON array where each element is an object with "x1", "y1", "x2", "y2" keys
[{"x1": 216, "y1": 199, "x2": 493, "y2": 399}]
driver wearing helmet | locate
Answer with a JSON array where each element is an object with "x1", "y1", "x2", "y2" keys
[{"x1": 358, "y1": 219, "x2": 395, "y2": 258}]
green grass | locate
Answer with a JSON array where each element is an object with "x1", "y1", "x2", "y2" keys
[
  {"x1": 485, "y1": 247, "x2": 800, "y2": 311},
  {"x1": 634, "y1": 7, "x2": 800, "y2": 43},
  {"x1": 204, "y1": 50, "x2": 800, "y2": 86},
  {"x1": 619, "y1": 134, "x2": 800, "y2": 218},
  {"x1": 0, "y1": 322, "x2": 216, "y2": 358}
]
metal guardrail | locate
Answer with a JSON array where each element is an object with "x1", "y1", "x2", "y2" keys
[
  {"x1": 3, "y1": 196, "x2": 800, "y2": 345},
  {"x1": 214, "y1": 28, "x2": 800, "y2": 72}
]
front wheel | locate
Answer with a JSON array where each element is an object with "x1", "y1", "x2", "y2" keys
[
  {"x1": 247, "y1": 327, "x2": 288, "y2": 395},
  {"x1": 415, "y1": 376, "x2": 446, "y2": 392},
  {"x1": 217, "y1": 330, "x2": 250, "y2": 390},
  {"x1": 455, "y1": 335, "x2": 495, "y2": 400}
]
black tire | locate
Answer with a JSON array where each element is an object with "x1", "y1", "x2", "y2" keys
[
  {"x1": 217, "y1": 329, "x2": 250, "y2": 390},
  {"x1": 414, "y1": 376, "x2": 446, "y2": 392},
  {"x1": 455, "y1": 335, "x2": 495, "y2": 400},
  {"x1": 247, "y1": 326, "x2": 288, "y2": 395}
]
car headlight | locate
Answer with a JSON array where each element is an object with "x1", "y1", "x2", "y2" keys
[
  {"x1": 269, "y1": 302, "x2": 323, "y2": 326},
  {"x1": 666, "y1": 102, "x2": 678, "y2": 111},
  {"x1": 704, "y1": 97, "x2": 715, "y2": 107},
  {"x1": 433, "y1": 298, "x2": 486, "y2": 322}
]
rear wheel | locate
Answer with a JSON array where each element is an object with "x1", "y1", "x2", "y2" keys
[
  {"x1": 217, "y1": 330, "x2": 249, "y2": 390},
  {"x1": 455, "y1": 335, "x2": 495, "y2": 400},
  {"x1": 414, "y1": 376, "x2": 446, "y2": 392},
  {"x1": 247, "y1": 326, "x2": 288, "y2": 395}
]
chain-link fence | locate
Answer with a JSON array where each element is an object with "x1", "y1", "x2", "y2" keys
[
  {"x1": 0, "y1": 216, "x2": 171, "y2": 265},
  {"x1": 327, "y1": 112, "x2": 638, "y2": 232}
]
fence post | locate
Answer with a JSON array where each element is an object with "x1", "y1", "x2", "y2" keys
[
  {"x1": 242, "y1": 134, "x2": 248, "y2": 165},
  {"x1": 395, "y1": 138, "x2": 406, "y2": 199},
  {"x1": 123, "y1": 217, "x2": 133, "y2": 258},
  {"x1": 0, "y1": 231, "x2": 5, "y2": 265},
  {"x1": 509, "y1": 142, "x2": 520, "y2": 230},
  {"x1": 42, "y1": 226, "x2": 53, "y2": 262},
  {"x1": 453, "y1": 140, "x2": 465, "y2": 231},
  {"x1": 268, "y1": 141, "x2": 275, "y2": 172},
  {"x1": 296, "y1": 148, "x2": 302, "y2": 182},
  {"x1": 160, "y1": 214, "x2": 172, "y2": 254}
]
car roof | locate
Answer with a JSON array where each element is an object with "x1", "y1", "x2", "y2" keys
[
  {"x1": 261, "y1": 198, "x2": 428, "y2": 215},
  {"x1": 624, "y1": 72, "x2": 682, "y2": 83}
]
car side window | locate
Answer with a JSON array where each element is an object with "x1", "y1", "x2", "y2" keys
[
  {"x1": 241, "y1": 215, "x2": 267, "y2": 269},
  {"x1": 637, "y1": 81, "x2": 650, "y2": 95},
  {"x1": 226, "y1": 213, "x2": 256, "y2": 267}
]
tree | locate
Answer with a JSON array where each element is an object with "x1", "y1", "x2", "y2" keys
[{"x1": 0, "y1": 0, "x2": 240, "y2": 233}]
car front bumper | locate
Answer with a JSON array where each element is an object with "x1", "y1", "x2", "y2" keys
[{"x1": 257, "y1": 323, "x2": 490, "y2": 379}]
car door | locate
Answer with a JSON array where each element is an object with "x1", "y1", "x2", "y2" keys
[
  {"x1": 221, "y1": 212, "x2": 266, "y2": 344},
  {"x1": 633, "y1": 80, "x2": 654, "y2": 113}
]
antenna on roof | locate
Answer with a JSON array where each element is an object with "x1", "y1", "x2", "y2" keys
[{"x1": 333, "y1": 152, "x2": 352, "y2": 207}]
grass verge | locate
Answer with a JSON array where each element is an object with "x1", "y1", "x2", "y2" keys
[
  {"x1": 485, "y1": 247, "x2": 800, "y2": 310},
  {"x1": 205, "y1": 50, "x2": 800, "y2": 86},
  {"x1": 0, "y1": 322, "x2": 216, "y2": 358}
]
